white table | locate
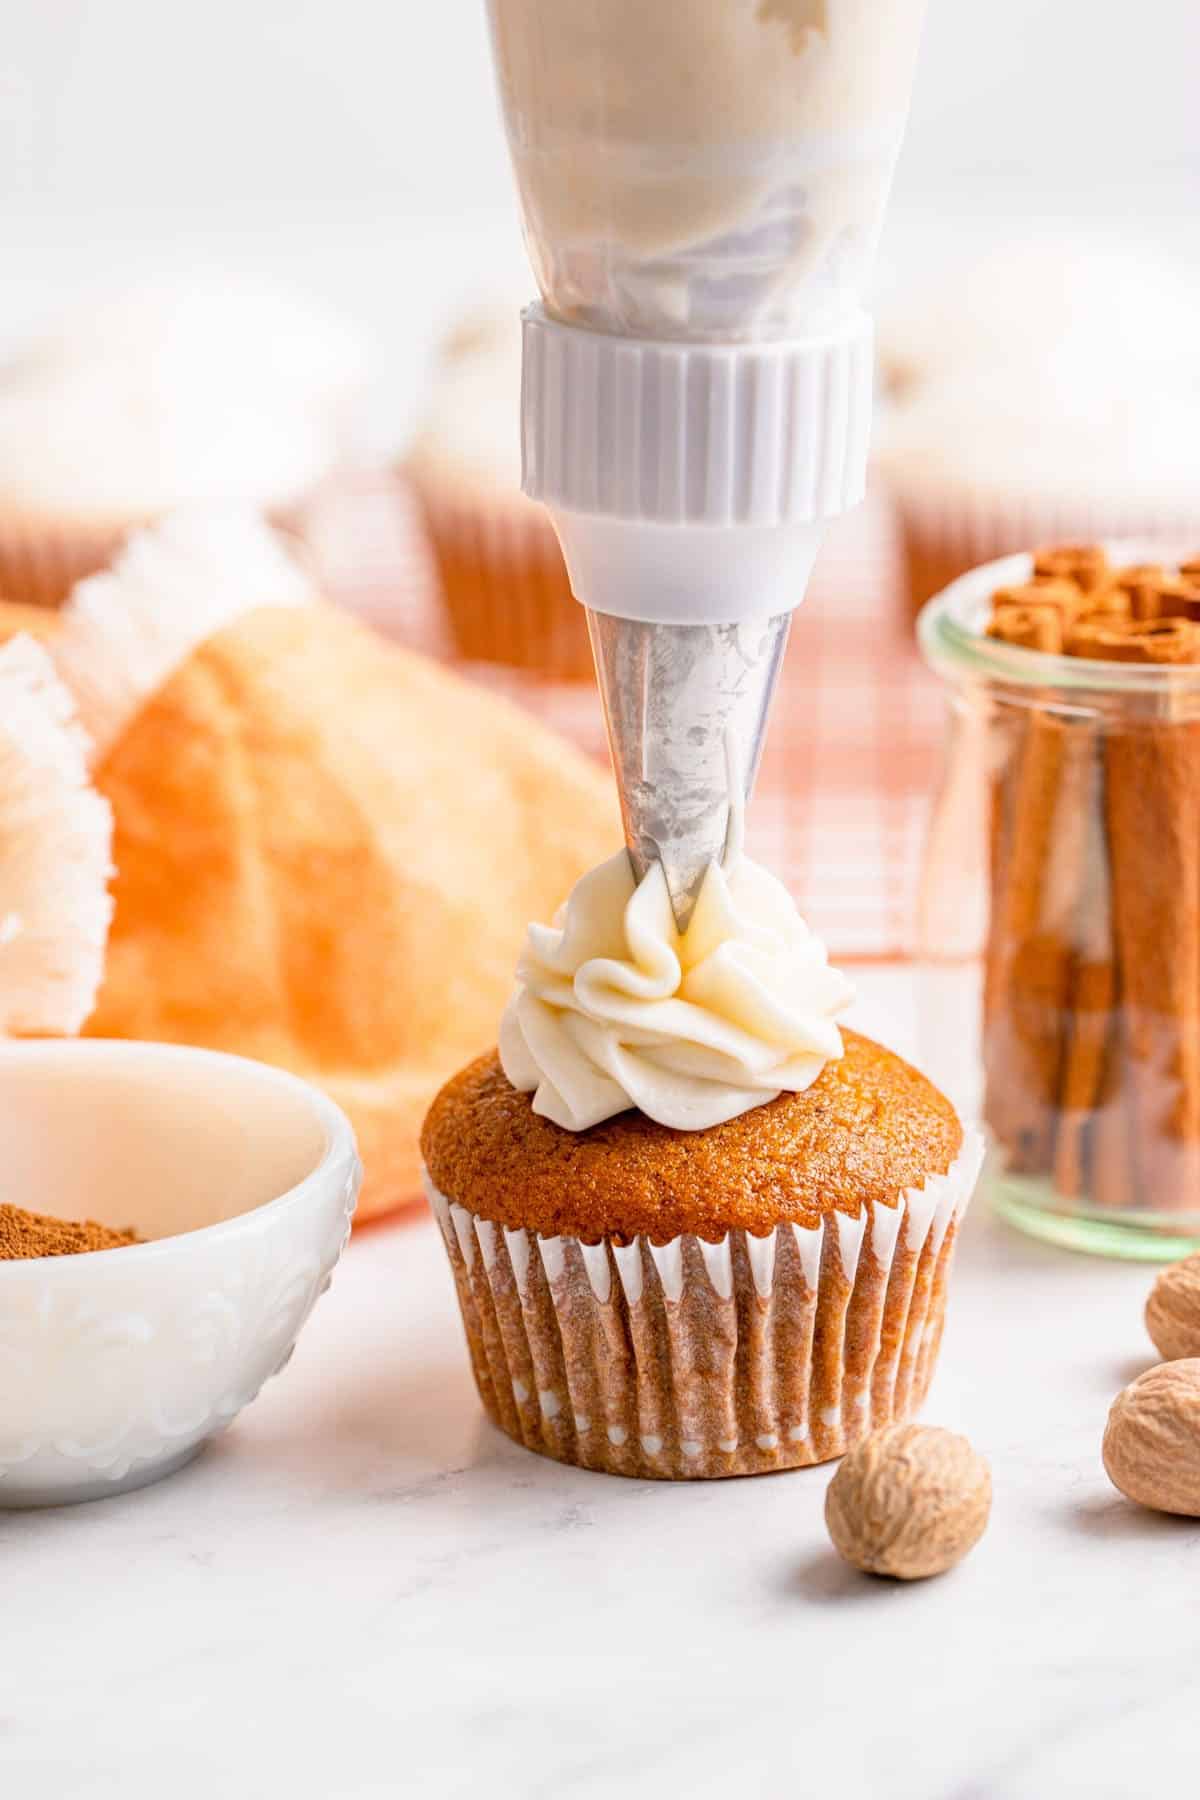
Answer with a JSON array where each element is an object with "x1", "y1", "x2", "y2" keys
[{"x1": 4, "y1": 970, "x2": 1195, "y2": 1799}]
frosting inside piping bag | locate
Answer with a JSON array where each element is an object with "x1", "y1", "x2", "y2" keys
[{"x1": 499, "y1": 795, "x2": 853, "y2": 1132}]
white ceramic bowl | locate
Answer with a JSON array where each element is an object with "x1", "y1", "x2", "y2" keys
[{"x1": 0, "y1": 1040, "x2": 360, "y2": 1507}]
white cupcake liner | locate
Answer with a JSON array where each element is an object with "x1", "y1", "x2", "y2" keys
[{"x1": 424, "y1": 1129, "x2": 983, "y2": 1481}]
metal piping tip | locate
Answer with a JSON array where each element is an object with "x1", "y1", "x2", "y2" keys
[{"x1": 586, "y1": 609, "x2": 792, "y2": 932}]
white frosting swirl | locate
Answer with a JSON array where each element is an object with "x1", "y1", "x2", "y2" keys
[{"x1": 500, "y1": 845, "x2": 853, "y2": 1133}]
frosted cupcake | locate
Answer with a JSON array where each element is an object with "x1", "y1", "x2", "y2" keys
[
  {"x1": 0, "y1": 276, "x2": 366, "y2": 608},
  {"x1": 406, "y1": 310, "x2": 591, "y2": 680},
  {"x1": 876, "y1": 238, "x2": 1200, "y2": 613},
  {"x1": 423, "y1": 838, "x2": 982, "y2": 1479}
]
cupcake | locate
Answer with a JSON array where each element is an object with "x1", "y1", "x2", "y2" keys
[
  {"x1": 406, "y1": 310, "x2": 592, "y2": 680},
  {"x1": 875, "y1": 237, "x2": 1200, "y2": 614},
  {"x1": 422, "y1": 841, "x2": 982, "y2": 1480},
  {"x1": 0, "y1": 275, "x2": 367, "y2": 608}
]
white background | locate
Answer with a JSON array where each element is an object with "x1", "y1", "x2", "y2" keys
[
  {"x1": 3, "y1": 0, "x2": 1199, "y2": 228},
  {"x1": 3, "y1": 0, "x2": 1199, "y2": 406}
]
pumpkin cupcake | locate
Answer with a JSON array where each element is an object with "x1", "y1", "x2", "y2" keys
[
  {"x1": 423, "y1": 843, "x2": 982, "y2": 1480},
  {"x1": 0, "y1": 276, "x2": 366, "y2": 609},
  {"x1": 876, "y1": 237, "x2": 1200, "y2": 617},
  {"x1": 406, "y1": 309, "x2": 592, "y2": 680}
]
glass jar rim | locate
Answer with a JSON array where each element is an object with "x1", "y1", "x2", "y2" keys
[{"x1": 918, "y1": 544, "x2": 1200, "y2": 696}]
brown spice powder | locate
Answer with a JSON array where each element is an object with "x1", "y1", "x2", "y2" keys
[{"x1": 0, "y1": 1204, "x2": 142, "y2": 1260}]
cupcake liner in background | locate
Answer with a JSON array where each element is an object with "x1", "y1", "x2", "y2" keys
[
  {"x1": 406, "y1": 302, "x2": 596, "y2": 682},
  {"x1": 0, "y1": 274, "x2": 369, "y2": 610},
  {"x1": 0, "y1": 511, "x2": 137, "y2": 611},
  {"x1": 892, "y1": 482, "x2": 1200, "y2": 618},
  {"x1": 410, "y1": 468, "x2": 593, "y2": 681},
  {"x1": 424, "y1": 1130, "x2": 983, "y2": 1482},
  {"x1": 301, "y1": 469, "x2": 447, "y2": 657},
  {"x1": 0, "y1": 494, "x2": 323, "y2": 614},
  {"x1": 875, "y1": 235, "x2": 1200, "y2": 618}
]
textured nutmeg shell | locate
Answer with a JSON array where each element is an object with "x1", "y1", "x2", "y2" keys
[
  {"x1": 1145, "y1": 1254, "x2": 1200, "y2": 1363},
  {"x1": 824, "y1": 1423, "x2": 991, "y2": 1581},
  {"x1": 1103, "y1": 1360, "x2": 1200, "y2": 1517}
]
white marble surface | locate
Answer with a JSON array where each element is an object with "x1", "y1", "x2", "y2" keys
[{"x1": 3, "y1": 969, "x2": 1197, "y2": 1799}]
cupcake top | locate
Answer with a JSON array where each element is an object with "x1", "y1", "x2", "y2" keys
[
  {"x1": 408, "y1": 308, "x2": 525, "y2": 496},
  {"x1": 0, "y1": 276, "x2": 367, "y2": 522},
  {"x1": 421, "y1": 1032, "x2": 963, "y2": 1244},
  {"x1": 878, "y1": 366, "x2": 1200, "y2": 513},
  {"x1": 876, "y1": 236, "x2": 1200, "y2": 512},
  {"x1": 878, "y1": 235, "x2": 1200, "y2": 399}
]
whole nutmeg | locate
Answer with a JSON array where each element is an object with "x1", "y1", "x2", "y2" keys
[
  {"x1": 1145, "y1": 1253, "x2": 1200, "y2": 1362},
  {"x1": 1102, "y1": 1359, "x2": 1200, "y2": 1516},
  {"x1": 825, "y1": 1423, "x2": 991, "y2": 1581}
]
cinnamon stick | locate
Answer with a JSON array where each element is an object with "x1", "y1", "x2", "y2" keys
[
  {"x1": 1079, "y1": 585, "x2": 1133, "y2": 621},
  {"x1": 1067, "y1": 616, "x2": 1200, "y2": 664},
  {"x1": 1108, "y1": 565, "x2": 1170, "y2": 622},
  {"x1": 1093, "y1": 619, "x2": 1200, "y2": 1210},
  {"x1": 990, "y1": 579, "x2": 1085, "y2": 648},
  {"x1": 982, "y1": 554, "x2": 1200, "y2": 1220},
  {"x1": 983, "y1": 603, "x2": 1084, "y2": 1173},
  {"x1": 1051, "y1": 744, "x2": 1115, "y2": 1200},
  {"x1": 1033, "y1": 544, "x2": 1111, "y2": 592},
  {"x1": 1151, "y1": 576, "x2": 1200, "y2": 622},
  {"x1": 1095, "y1": 569, "x2": 1200, "y2": 625},
  {"x1": 987, "y1": 604, "x2": 1063, "y2": 654}
]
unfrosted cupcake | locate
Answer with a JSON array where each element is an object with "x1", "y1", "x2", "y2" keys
[
  {"x1": 422, "y1": 841, "x2": 982, "y2": 1480},
  {"x1": 0, "y1": 275, "x2": 367, "y2": 608},
  {"x1": 876, "y1": 238, "x2": 1200, "y2": 614},
  {"x1": 406, "y1": 310, "x2": 591, "y2": 680},
  {"x1": 45, "y1": 509, "x2": 619, "y2": 1226}
]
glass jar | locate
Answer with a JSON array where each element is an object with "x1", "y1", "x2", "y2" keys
[{"x1": 919, "y1": 551, "x2": 1200, "y2": 1261}]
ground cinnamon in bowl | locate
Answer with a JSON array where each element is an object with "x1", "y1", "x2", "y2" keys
[{"x1": 0, "y1": 1204, "x2": 142, "y2": 1259}]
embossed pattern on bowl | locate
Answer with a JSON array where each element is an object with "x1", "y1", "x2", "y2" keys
[{"x1": 0, "y1": 1041, "x2": 360, "y2": 1507}]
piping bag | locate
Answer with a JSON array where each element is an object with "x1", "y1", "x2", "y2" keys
[{"x1": 485, "y1": 0, "x2": 928, "y2": 926}]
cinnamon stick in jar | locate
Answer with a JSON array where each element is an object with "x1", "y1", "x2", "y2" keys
[
  {"x1": 1107, "y1": 566, "x2": 1171, "y2": 622},
  {"x1": 1032, "y1": 544, "x2": 1111, "y2": 593},
  {"x1": 989, "y1": 580, "x2": 1084, "y2": 651},
  {"x1": 1152, "y1": 577, "x2": 1200, "y2": 622},
  {"x1": 1051, "y1": 748, "x2": 1116, "y2": 1202},
  {"x1": 1088, "y1": 617, "x2": 1200, "y2": 1209},
  {"x1": 980, "y1": 552, "x2": 1200, "y2": 1218},
  {"x1": 983, "y1": 589, "x2": 1091, "y2": 1173}
]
